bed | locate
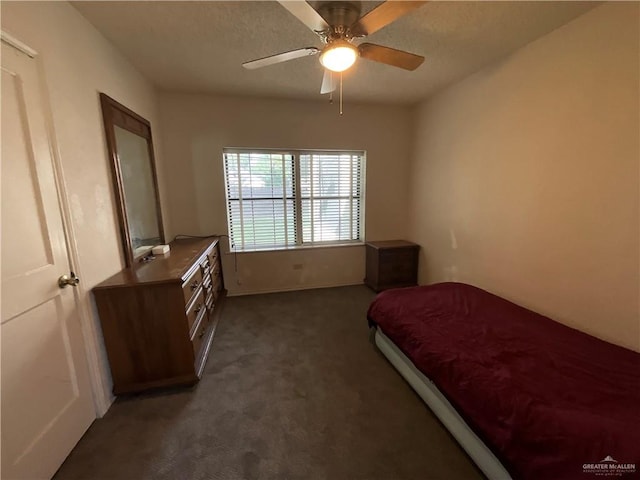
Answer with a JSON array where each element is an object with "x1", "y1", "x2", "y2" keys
[{"x1": 367, "y1": 282, "x2": 640, "y2": 480}]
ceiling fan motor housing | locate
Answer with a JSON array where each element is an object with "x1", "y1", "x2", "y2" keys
[{"x1": 316, "y1": 1, "x2": 363, "y2": 42}]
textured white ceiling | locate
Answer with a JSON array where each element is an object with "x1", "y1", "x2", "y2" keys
[{"x1": 72, "y1": 1, "x2": 597, "y2": 105}]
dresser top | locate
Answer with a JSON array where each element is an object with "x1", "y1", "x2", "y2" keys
[
  {"x1": 94, "y1": 237, "x2": 218, "y2": 289},
  {"x1": 366, "y1": 240, "x2": 419, "y2": 250}
]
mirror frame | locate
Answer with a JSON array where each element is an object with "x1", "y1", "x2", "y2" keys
[{"x1": 99, "y1": 93, "x2": 165, "y2": 266}]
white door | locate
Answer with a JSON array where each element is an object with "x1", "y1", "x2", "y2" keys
[{"x1": 1, "y1": 39, "x2": 95, "y2": 479}]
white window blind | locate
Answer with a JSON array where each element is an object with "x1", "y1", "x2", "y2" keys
[
  {"x1": 223, "y1": 151, "x2": 296, "y2": 250},
  {"x1": 223, "y1": 149, "x2": 365, "y2": 251},
  {"x1": 300, "y1": 153, "x2": 363, "y2": 243}
]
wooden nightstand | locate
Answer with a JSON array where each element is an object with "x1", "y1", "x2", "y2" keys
[{"x1": 364, "y1": 240, "x2": 420, "y2": 292}]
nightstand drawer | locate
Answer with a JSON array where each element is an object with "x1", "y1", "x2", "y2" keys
[
  {"x1": 379, "y1": 262, "x2": 416, "y2": 282},
  {"x1": 379, "y1": 248, "x2": 416, "y2": 264}
]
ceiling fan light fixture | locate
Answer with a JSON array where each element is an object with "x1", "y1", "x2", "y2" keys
[{"x1": 320, "y1": 42, "x2": 358, "y2": 72}]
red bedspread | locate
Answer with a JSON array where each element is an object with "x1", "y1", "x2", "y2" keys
[{"x1": 367, "y1": 283, "x2": 640, "y2": 480}]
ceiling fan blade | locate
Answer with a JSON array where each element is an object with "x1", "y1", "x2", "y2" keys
[
  {"x1": 320, "y1": 69, "x2": 336, "y2": 94},
  {"x1": 359, "y1": 43, "x2": 425, "y2": 71},
  {"x1": 351, "y1": 1, "x2": 427, "y2": 37},
  {"x1": 278, "y1": 1, "x2": 330, "y2": 34},
  {"x1": 242, "y1": 47, "x2": 319, "y2": 70}
]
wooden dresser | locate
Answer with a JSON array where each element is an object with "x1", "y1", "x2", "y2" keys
[
  {"x1": 364, "y1": 240, "x2": 420, "y2": 292},
  {"x1": 93, "y1": 237, "x2": 225, "y2": 395}
]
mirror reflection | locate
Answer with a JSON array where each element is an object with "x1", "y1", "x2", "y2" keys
[{"x1": 114, "y1": 125, "x2": 161, "y2": 256}]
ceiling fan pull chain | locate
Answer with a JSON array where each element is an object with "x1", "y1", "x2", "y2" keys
[
  {"x1": 329, "y1": 71, "x2": 334, "y2": 104},
  {"x1": 339, "y1": 72, "x2": 343, "y2": 115}
]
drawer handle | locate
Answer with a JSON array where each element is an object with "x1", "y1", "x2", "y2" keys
[
  {"x1": 198, "y1": 328, "x2": 207, "y2": 339},
  {"x1": 194, "y1": 304, "x2": 202, "y2": 315},
  {"x1": 190, "y1": 280, "x2": 200, "y2": 291}
]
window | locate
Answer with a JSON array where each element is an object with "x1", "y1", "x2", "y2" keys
[{"x1": 223, "y1": 148, "x2": 365, "y2": 251}]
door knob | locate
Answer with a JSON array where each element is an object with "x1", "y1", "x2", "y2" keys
[{"x1": 58, "y1": 272, "x2": 80, "y2": 289}]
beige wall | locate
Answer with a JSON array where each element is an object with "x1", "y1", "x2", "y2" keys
[
  {"x1": 1, "y1": 1, "x2": 167, "y2": 410},
  {"x1": 5, "y1": 2, "x2": 634, "y2": 420},
  {"x1": 159, "y1": 93, "x2": 413, "y2": 295},
  {"x1": 408, "y1": 3, "x2": 640, "y2": 351}
]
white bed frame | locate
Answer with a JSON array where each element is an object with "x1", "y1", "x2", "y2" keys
[{"x1": 373, "y1": 328, "x2": 512, "y2": 480}]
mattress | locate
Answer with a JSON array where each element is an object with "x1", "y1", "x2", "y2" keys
[{"x1": 367, "y1": 283, "x2": 640, "y2": 480}]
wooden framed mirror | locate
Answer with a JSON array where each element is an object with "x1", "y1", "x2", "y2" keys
[{"x1": 99, "y1": 93, "x2": 164, "y2": 266}]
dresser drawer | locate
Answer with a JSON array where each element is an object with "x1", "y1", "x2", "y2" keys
[
  {"x1": 186, "y1": 288, "x2": 205, "y2": 335},
  {"x1": 182, "y1": 267, "x2": 204, "y2": 306},
  {"x1": 202, "y1": 276, "x2": 213, "y2": 302},
  {"x1": 191, "y1": 311, "x2": 209, "y2": 359},
  {"x1": 205, "y1": 292, "x2": 215, "y2": 316},
  {"x1": 200, "y1": 254, "x2": 211, "y2": 275},
  {"x1": 208, "y1": 247, "x2": 219, "y2": 268},
  {"x1": 211, "y1": 264, "x2": 223, "y2": 292}
]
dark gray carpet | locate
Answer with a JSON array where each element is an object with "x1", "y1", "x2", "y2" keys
[{"x1": 54, "y1": 286, "x2": 484, "y2": 480}]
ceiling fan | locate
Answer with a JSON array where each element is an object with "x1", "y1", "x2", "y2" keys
[{"x1": 242, "y1": 1, "x2": 427, "y2": 95}]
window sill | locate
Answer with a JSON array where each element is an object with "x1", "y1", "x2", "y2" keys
[{"x1": 228, "y1": 241, "x2": 365, "y2": 254}]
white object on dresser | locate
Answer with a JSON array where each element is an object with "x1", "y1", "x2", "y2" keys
[{"x1": 152, "y1": 244, "x2": 170, "y2": 255}]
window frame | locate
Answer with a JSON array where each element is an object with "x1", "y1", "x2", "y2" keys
[{"x1": 223, "y1": 147, "x2": 366, "y2": 253}]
